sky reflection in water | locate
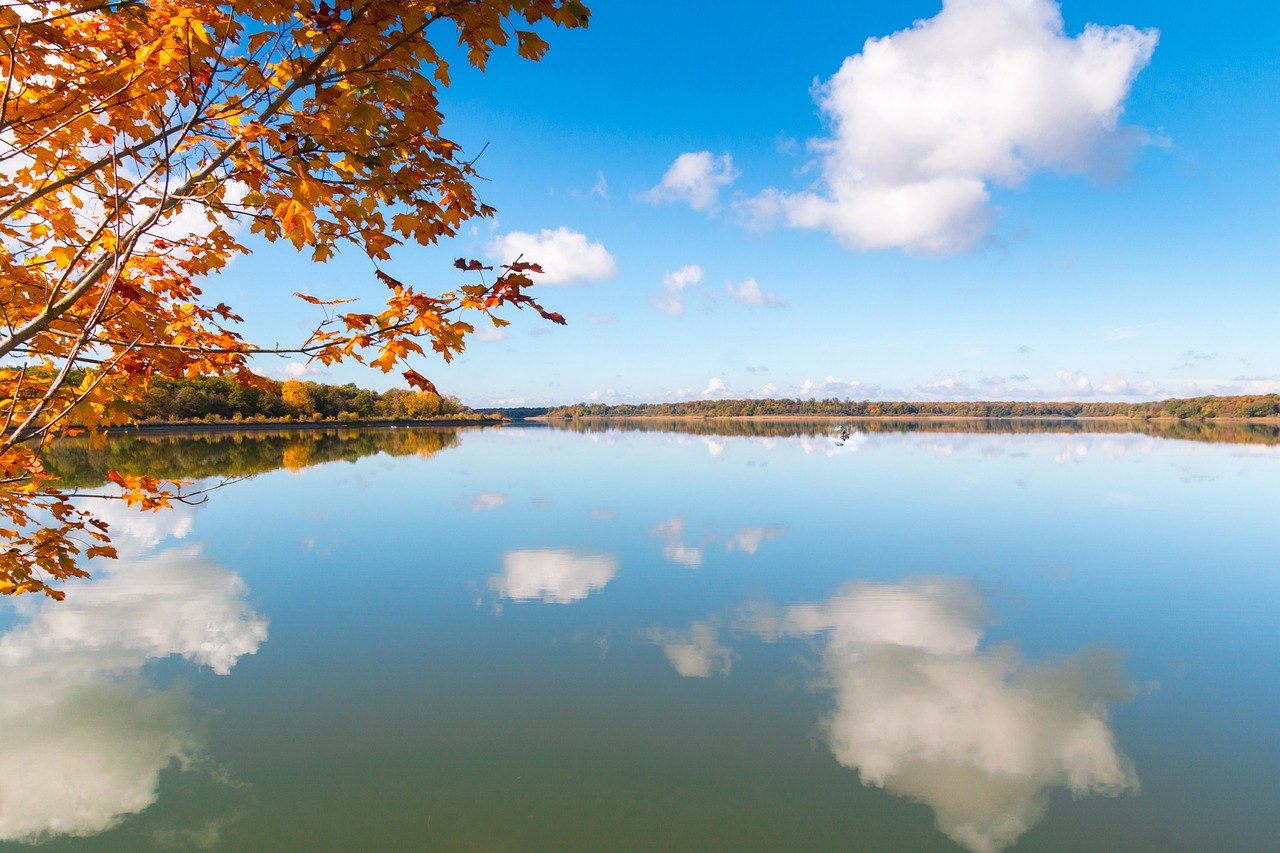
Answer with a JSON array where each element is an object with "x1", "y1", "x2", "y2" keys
[{"x1": 2, "y1": 423, "x2": 1277, "y2": 851}]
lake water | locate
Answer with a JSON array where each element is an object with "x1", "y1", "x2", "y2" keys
[{"x1": 2, "y1": 422, "x2": 1278, "y2": 852}]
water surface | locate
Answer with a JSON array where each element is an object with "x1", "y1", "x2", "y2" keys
[{"x1": 3, "y1": 423, "x2": 1277, "y2": 851}]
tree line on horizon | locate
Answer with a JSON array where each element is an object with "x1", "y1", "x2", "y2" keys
[
  {"x1": 132, "y1": 376, "x2": 482, "y2": 424},
  {"x1": 542, "y1": 394, "x2": 1280, "y2": 420}
]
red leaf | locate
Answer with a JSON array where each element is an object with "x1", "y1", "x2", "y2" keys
[
  {"x1": 375, "y1": 270, "x2": 405, "y2": 290},
  {"x1": 403, "y1": 369, "x2": 438, "y2": 394},
  {"x1": 294, "y1": 292, "x2": 356, "y2": 306},
  {"x1": 213, "y1": 303, "x2": 244, "y2": 322},
  {"x1": 115, "y1": 282, "x2": 144, "y2": 302}
]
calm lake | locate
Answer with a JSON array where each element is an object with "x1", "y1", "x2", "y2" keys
[{"x1": 2, "y1": 421, "x2": 1278, "y2": 852}]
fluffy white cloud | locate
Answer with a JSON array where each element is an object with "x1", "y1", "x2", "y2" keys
[
  {"x1": 741, "y1": 0, "x2": 1158, "y2": 252},
  {"x1": 644, "y1": 151, "x2": 738, "y2": 211},
  {"x1": 726, "y1": 277, "x2": 786, "y2": 307},
  {"x1": 486, "y1": 227, "x2": 617, "y2": 284},
  {"x1": 651, "y1": 264, "x2": 703, "y2": 316},
  {"x1": 0, "y1": 547, "x2": 267, "y2": 842},
  {"x1": 489, "y1": 549, "x2": 618, "y2": 603},
  {"x1": 702, "y1": 377, "x2": 728, "y2": 397},
  {"x1": 749, "y1": 577, "x2": 1138, "y2": 853},
  {"x1": 648, "y1": 621, "x2": 732, "y2": 678},
  {"x1": 1055, "y1": 369, "x2": 1094, "y2": 396},
  {"x1": 665, "y1": 264, "x2": 703, "y2": 289}
]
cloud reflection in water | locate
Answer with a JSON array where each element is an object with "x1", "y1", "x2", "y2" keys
[
  {"x1": 490, "y1": 549, "x2": 618, "y2": 603},
  {"x1": 0, "y1": 546, "x2": 268, "y2": 842},
  {"x1": 647, "y1": 620, "x2": 732, "y2": 677},
  {"x1": 666, "y1": 577, "x2": 1140, "y2": 853},
  {"x1": 650, "y1": 517, "x2": 703, "y2": 568}
]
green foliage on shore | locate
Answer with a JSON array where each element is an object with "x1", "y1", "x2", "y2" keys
[
  {"x1": 133, "y1": 376, "x2": 476, "y2": 423},
  {"x1": 545, "y1": 394, "x2": 1280, "y2": 420}
]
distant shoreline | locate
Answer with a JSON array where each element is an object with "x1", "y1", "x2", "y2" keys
[
  {"x1": 529, "y1": 414, "x2": 1280, "y2": 423},
  {"x1": 99, "y1": 417, "x2": 498, "y2": 436},
  {"x1": 60, "y1": 412, "x2": 1280, "y2": 439}
]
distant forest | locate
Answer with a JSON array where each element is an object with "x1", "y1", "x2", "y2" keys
[
  {"x1": 541, "y1": 394, "x2": 1280, "y2": 420},
  {"x1": 130, "y1": 376, "x2": 487, "y2": 423},
  {"x1": 90, "y1": 378, "x2": 1280, "y2": 424}
]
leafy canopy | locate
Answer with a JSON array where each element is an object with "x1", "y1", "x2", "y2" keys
[{"x1": 0, "y1": 0, "x2": 588, "y2": 597}]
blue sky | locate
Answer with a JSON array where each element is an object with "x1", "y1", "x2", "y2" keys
[{"x1": 225, "y1": 0, "x2": 1280, "y2": 407}]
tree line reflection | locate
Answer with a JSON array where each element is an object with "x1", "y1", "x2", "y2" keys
[
  {"x1": 38, "y1": 418, "x2": 1280, "y2": 493},
  {"x1": 41, "y1": 427, "x2": 466, "y2": 489},
  {"x1": 546, "y1": 417, "x2": 1280, "y2": 444}
]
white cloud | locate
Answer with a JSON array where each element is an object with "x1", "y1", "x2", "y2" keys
[
  {"x1": 740, "y1": 0, "x2": 1158, "y2": 252},
  {"x1": 702, "y1": 377, "x2": 728, "y2": 397},
  {"x1": 665, "y1": 265, "x2": 703, "y2": 289},
  {"x1": 800, "y1": 376, "x2": 878, "y2": 399},
  {"x1": 489, "y1": 549, "x2": 618, "y2": 603},
  {"x1": 1098, "y1": 375, "x2": 1164, "y2": 398},
  {"x1": 651, "y1": 264, "x2": 703, "y2": 316},
  {"x1": 725, "y1": 525, "x2": 787, "y2": 555},
  {"x1": 726, "y1": 277, "x2": 786, "y2": 307},
  {"x1": 644, "y1": 151, "x2": 739, "y2": 211},
  {"x1": 0, "y1": 547, "x2": 267, "y2": 842},
  {"x1": 486, "y1": 227, "x2": 617, "y2": 284},
  {"x1": 1055, "y1": 369, "x2": 1094, "y2": 396},
  {"x1": 1219, "y1": 377, "x2": 1280, "y2": 395},
  {"x1": 650, "y1": 517, "x2": 702, "y2": 569},
  {"x1": 746, "y1": 577, "x2": 1138, "y2": 853},
  {"x1": 648, "y1": 621, "x2": 732, "y2": 678}
]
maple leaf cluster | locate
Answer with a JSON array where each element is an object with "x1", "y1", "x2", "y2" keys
[{"x1": 0, "y1": 0, "x2": 590, "y2": 597}]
